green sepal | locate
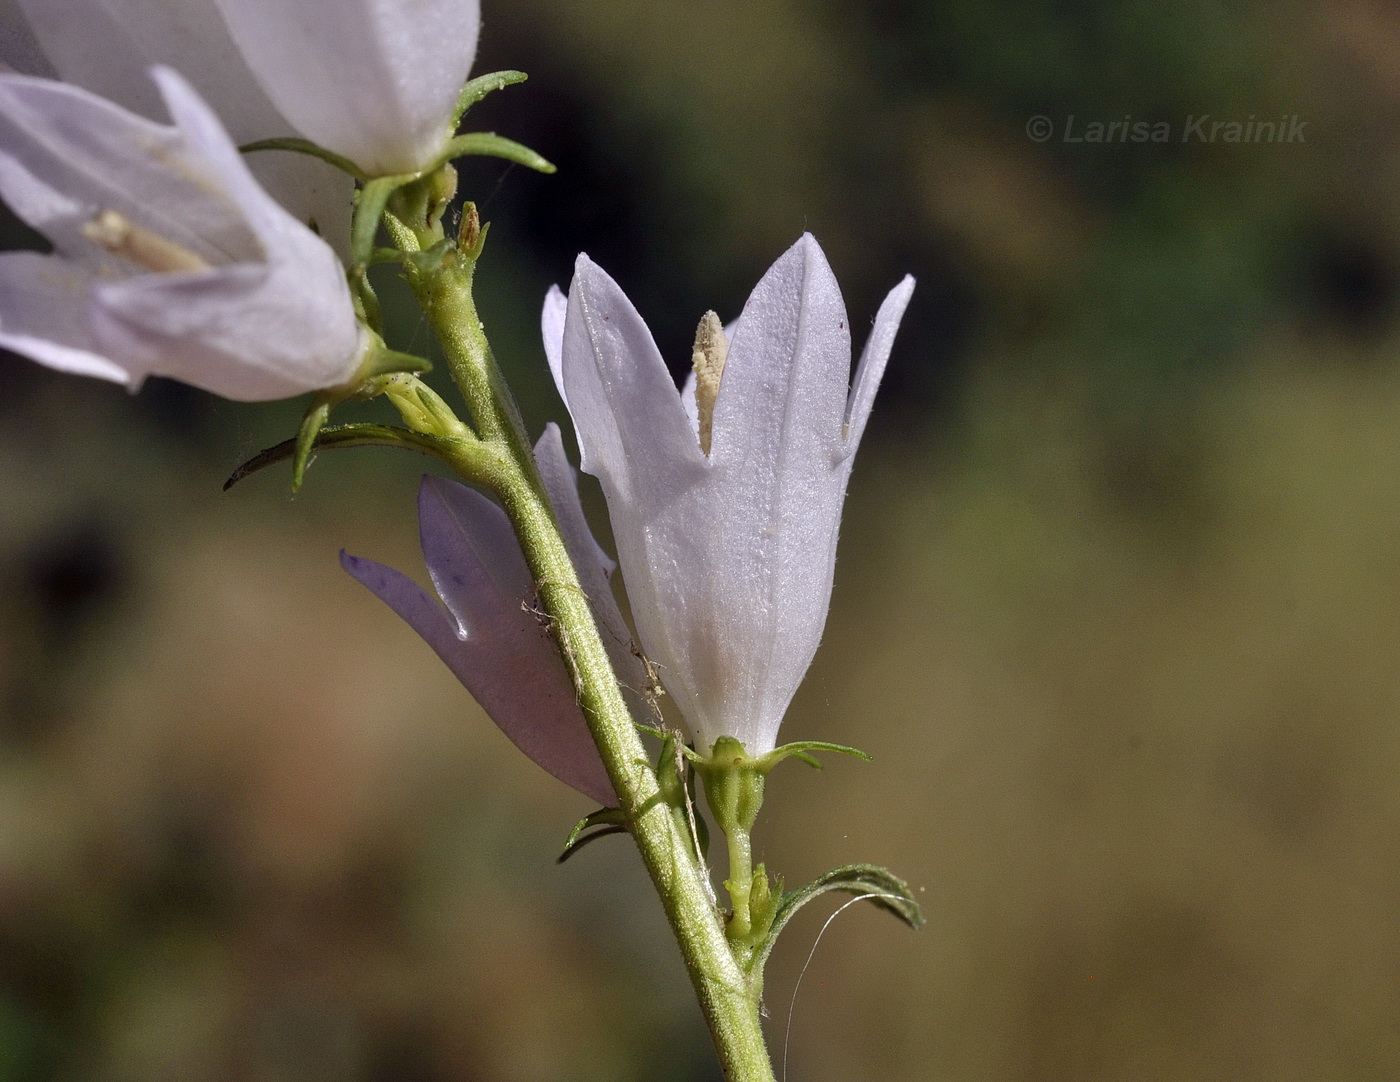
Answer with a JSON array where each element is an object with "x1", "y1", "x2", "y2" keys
[
  {"x1": 437, "y1": 132, "x2": 555, "y2": 174},
  {"x1": 558, "y1": 807, "x2": 628, "y2": 863},
  {"x1": 452, "y1": 69, "x2": 529, "y2": 126},
  {"x1": 240, "y1": 137, "x2": 367, "y2": 181},
  {"x1": 402, "y1": 238, "x2": 458, "y2": 277},
  {"x1": 350, "y1": 266, "x2": 382, "y2": 331},
  {"x1": 353, "y1": 175, "x2": 411, "y2": 266},
  {"x1": 745, "y1": 863, "x2": 782, "y2": 943},
  {"x1": 223, "y1": 423, "x2": 456, "y2": 491},
  {"x1": 360, "y1": 346, "x2": 430, "y2": 379},
  {"x1": 745, "y1": 863, "x2": 925, "y2": 978},
  {"x1": 290, "y1": 396, "x2": 333, "y2": 491},
  {"x1": 228, "y1": 333, "x2": 440, "y2": 492},
  {"x1": 755, "y1": 740, "x2": 872, "y2": 772}
]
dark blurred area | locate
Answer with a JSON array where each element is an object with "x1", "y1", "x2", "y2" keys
[{"x1": 5, "y1": 1, "x2": 1400, "y2": 1079}]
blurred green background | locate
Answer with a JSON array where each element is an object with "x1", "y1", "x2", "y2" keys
[{"x1": 5, "y1": 0, "x2": 1400, "y2": 1078}]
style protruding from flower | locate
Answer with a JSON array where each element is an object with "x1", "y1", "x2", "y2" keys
[
  {"x1": 0, "y1": 68, "x2": 365, "y2": 400},
  {"x1": 545, "y1": 233, "x2": 914, "y2": 757},
  {"x1": 343, "y1": 427, "x2": 648, "y2": 807}
]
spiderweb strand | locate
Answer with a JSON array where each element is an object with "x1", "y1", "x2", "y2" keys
[{"x1": 781, "y1": 891, "x2": 908, "y2": 1082}]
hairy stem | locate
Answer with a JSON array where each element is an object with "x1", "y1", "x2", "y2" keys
[{"x1": 420, "y1": 250, "x2": 776, "y2": 1082}]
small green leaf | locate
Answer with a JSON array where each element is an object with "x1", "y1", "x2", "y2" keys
[
  {"x1": 453, "y1": 69, "x2": 529, "y2": 125},
  {"x1": 223, "y1": 423, "x2": 455, "y2": 491},
  {"x1": 746, "y1": 863, "x2": 924, "y2": 978},
  {"x1": 559, "y1": 807, "x2": 627, "y2": 863}
]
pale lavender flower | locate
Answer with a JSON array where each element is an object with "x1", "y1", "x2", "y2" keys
[
  {"x1": 343, "y1": 427, "x2": 646, "y2": 805},
  {"x1": 0, "y1": 68, "x2": 364, "y2": 400},
  {"x1": 546, "y1": 233, "x2": 914, "y2": 755}
]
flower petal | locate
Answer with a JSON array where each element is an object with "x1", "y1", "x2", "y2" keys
[
  {"x1": 0, "y1": 73, "x2": 250, "y2": 267},
  {"x1": 212, "y1": 0, "x2": 479, "y2": 176},
  {"x1": 686, "y1": 234, "x2": 852, "y2": 749},
  {"x1": 842, "y1": 274, "x2": 914, "y2": 457},
  {"x1": 711, "y1": 233, "x2": 850, "y2": 466},
  {"x1": 533, "y1": 423, "x2": 654, "y2": 722},
  {"x1": 679, "y1": 370, "x2": 700, "y2": 436},
  {"x1": 0, "y1": 251, "x2": 128, "y2": 382},
  {"x1": 562, "y1": 254, "x2": 707, "y2": 490},
  {"x1": 541, "y1": 283, "x2": 568, "y2": 410}
]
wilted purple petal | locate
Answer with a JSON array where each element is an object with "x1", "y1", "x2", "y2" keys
[{"x1": 343, "y1": 476, "x2": 615, "y2": 805}]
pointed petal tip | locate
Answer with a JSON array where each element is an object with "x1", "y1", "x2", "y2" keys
[
  {"x1": 570, "y1": 253, "x2": 612, "y2": 292},
  {"x1": 418, "y1": 472, "x2": 483, "y2": 517},
  {"x1": 146, "y1": 65, "x2": 211, "y2": 131},
  {"x1": 791, "y1": 231, "x2": 828, "y2": 263},
  {"x1": 841, "y1": 272, "x2": 916, "y2": 455},
  {"x1": 769, "y1": 231, "x2": 836, "y2": 287},
  {"x1": 536, "y1": 420, "x2": 564, "y2": 450}
]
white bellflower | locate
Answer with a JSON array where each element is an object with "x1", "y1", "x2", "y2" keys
[{"x1": 547, "y1": 234, "x2": 913, "y2": 755}]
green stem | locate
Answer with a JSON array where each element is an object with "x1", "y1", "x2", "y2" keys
[{"x1": 421, "y1": 253, "x2": 775, "y2": 1082}]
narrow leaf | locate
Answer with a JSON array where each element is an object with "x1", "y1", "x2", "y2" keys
[
  {"x1": 747, "y1": 863, "x2": 924, "y2": 977},
  {"x1": 559, "y1": 807, "x2": 627, "y2": 863},
  {"x1": 223, "y1": 423, "x2": 453, "y2": 490}
]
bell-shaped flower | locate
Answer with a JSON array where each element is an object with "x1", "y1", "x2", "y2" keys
[
  {"x1": 0, "y1": 68, "x2": 365, "y2": 400},
  {"x1": 210, "y1": 0, "x2": 481, "y2": 177},
  {"x1": 5, "y1": 0, "x2": 351, "y2": 243},
  {"x1": 546, "y1": 233, "x2": 914, "y2": 756},
  {"x1": 342, "y1": 426, "x2": 646, "y2": 806}
]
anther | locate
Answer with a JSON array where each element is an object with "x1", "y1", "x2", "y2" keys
[{"x1": 691, "y1": 310, "x2": 728, "y2": 456}]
